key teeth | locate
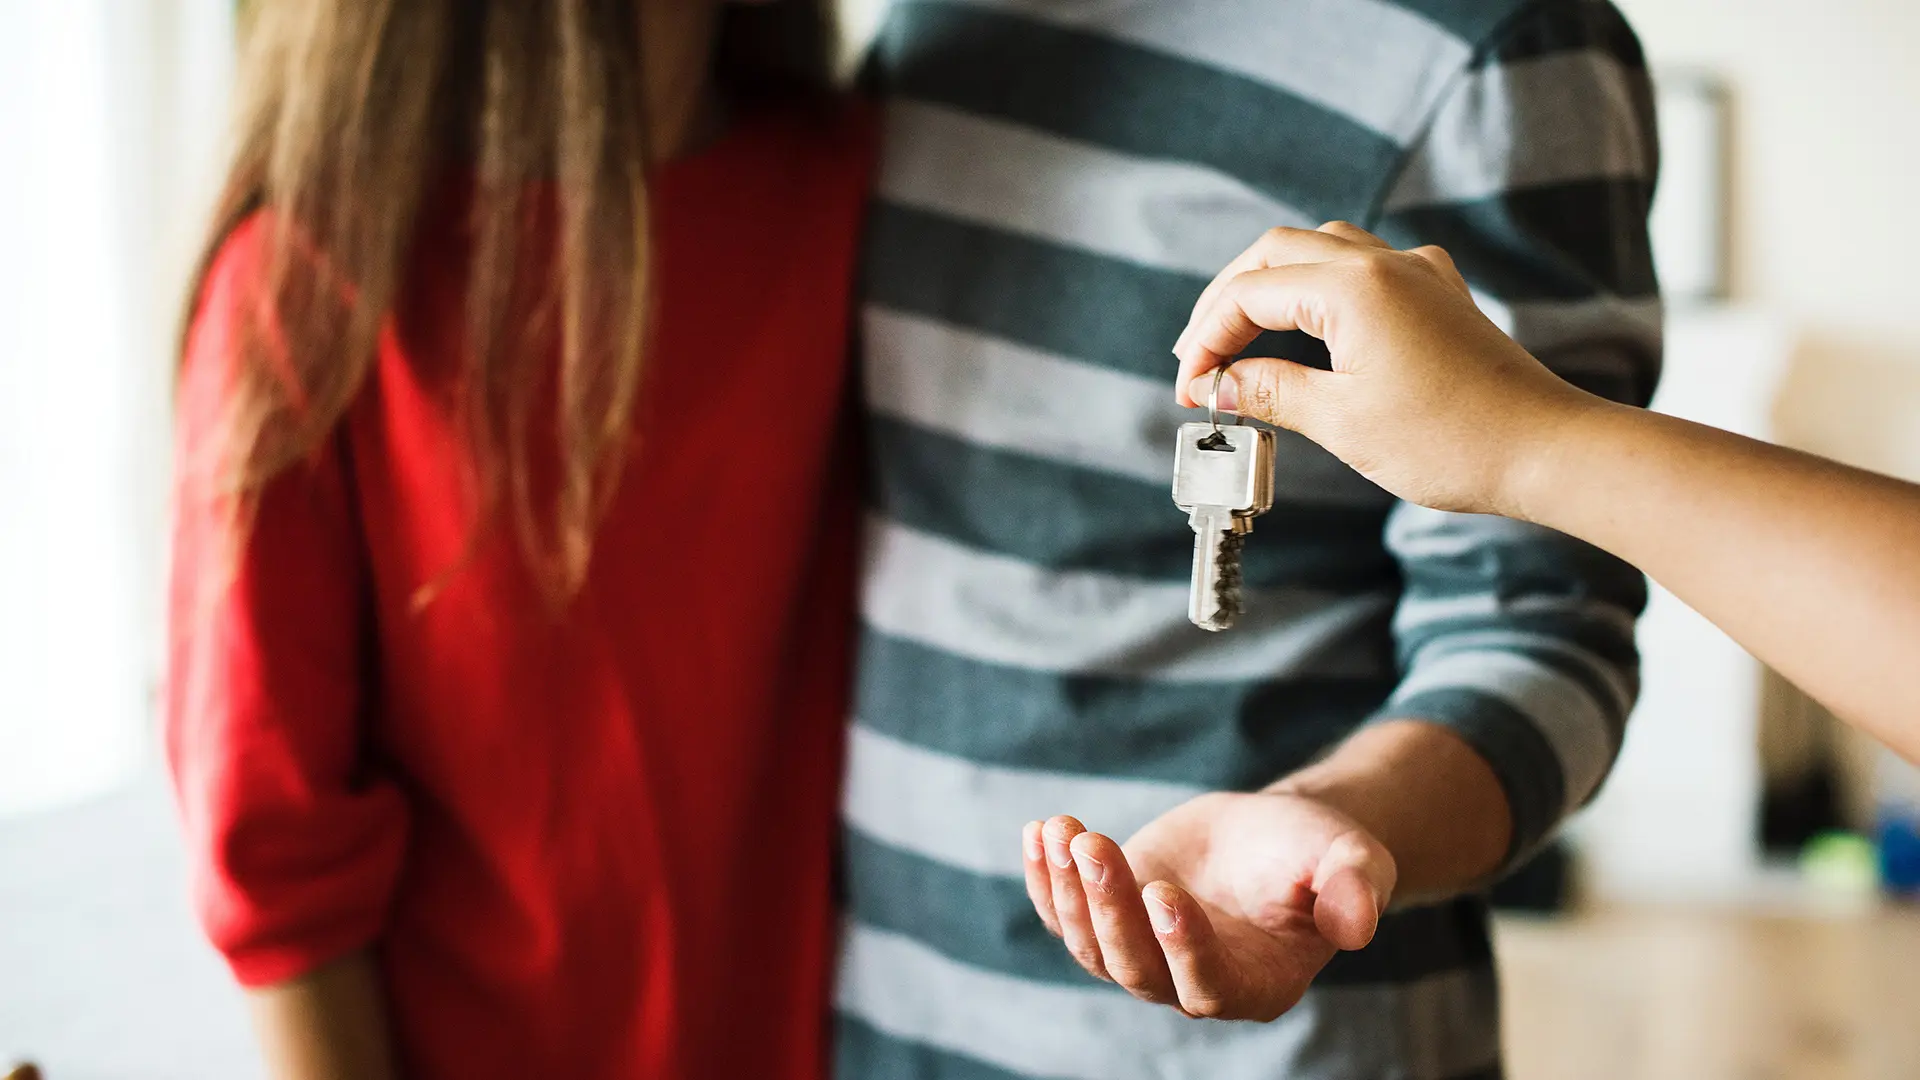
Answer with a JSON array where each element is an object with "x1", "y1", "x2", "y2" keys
[
  {"x1": 1215, "y1": 529, "x2": 1244, "y2": 607},
  {"x1": 1206, "y1": 530, "x2": 1245, "y2": 631}
]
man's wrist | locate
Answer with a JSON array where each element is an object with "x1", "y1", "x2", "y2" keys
[{"x1": 1265, "y1": 719, "x2": 1513, "y2": 900}]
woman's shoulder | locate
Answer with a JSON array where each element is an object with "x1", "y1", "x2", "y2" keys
[
  {"x1": 190, "y1": 210, "x2": 273, "y2": 332},
  {"x1": 181, "y1": 210, "x2": 280, "y2": 394},
  {"x1": 183, "y1": 207, "x2": 364, "y2": 387},
  {"x1": 189, "y1": 208, "x2": 361, "y2": 346}
]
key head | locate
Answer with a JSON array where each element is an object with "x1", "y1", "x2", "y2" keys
[{"x1": 1172, "y1": 422, "x2": 1275, "y2": 514}]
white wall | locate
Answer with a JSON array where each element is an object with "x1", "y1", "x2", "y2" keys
[
  {"x1": 0, "y1": 1, "x2": 149, "y2": 817},
  {"x1": 0, "y1": 0, "x2": 233, "y2": 817},
  {"x1": 1614, "y1": 0, "x2": 1920, "y2": 482}
]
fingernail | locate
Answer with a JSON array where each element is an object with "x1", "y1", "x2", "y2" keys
[
  {"x1": 1023, "y1": 823, "x2": 1044, "y2": 863},
  {"x1": 1188, "y1": 372, "x2": 1237, "y2": 411},
  {"x1": 1047, "y1": 832, "x2": 1074, "y2": 870},
  {"x1": 1073, "y1": 848, "x2": 1107, "y2": 887},
  {"x1": 1147, "y1": 893, "x2": 1179, "y2": 934}
]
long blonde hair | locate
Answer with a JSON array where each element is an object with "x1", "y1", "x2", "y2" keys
[{"x1": 185, "y1": 0, "x2": 833, "y2": 601}]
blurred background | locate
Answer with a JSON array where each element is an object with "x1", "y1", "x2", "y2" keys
[{"x1": 2, "y1": 1, "x2": 1918, "y2": 1077}]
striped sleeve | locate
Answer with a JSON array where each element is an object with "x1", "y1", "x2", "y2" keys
[{"x1": 1368, "y1": 0, "x2": 1661, "y2": 865}]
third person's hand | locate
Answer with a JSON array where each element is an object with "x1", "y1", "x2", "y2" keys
[{"x1": 1171, "y1": 223, "x2": 1608, "y2": 519}]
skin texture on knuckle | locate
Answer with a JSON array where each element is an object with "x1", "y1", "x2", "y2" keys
[
  {"x1": 1234, "y1": 364, "x2": 1284, "y2": 424},
  {"x1": 1071, "y1": 945, "x2": 1110, "y2": 977},
  {"x1": 1348, "y1": 249, "x2": 1408, "y2": 294},
  {"x1": 1136, "y1": 990, "x2": 1180, "y2": 1008},
  {"x1": 1180, "y1": 991, "x2": 1235, "y2": 1020},
  {"x1": 1118, "y1": 979, "x2": 1177, "y2": 1007},
  {"x1": 1262, "y1": 225, "x2": 1303, "y2": 248},
  {"x1": 1214, "y1": 286, "x2": 1268, "y2": 350},
  {"x1": 1408, "y1": 249, "x2": 1469, "y2": 298},
  {"x1": 1105, "y1": 959, "x2": 1169, "y2": 1000},
  {"x1": 1316, "y1": 220, "x2": 1367, "y2": 243}
]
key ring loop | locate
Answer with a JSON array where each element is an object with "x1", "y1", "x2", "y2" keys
[{"x1": 1208, "y1": 365, "x2": 1237, "y2": 433}]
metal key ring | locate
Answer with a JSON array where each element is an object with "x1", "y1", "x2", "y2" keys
[{"x1": 1208, "y1": 365, "x2": 1236, "y2": 434}]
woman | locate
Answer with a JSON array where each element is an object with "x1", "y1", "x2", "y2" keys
[
  {"x1": 166, "y1": 2, "x2": 870, "y2": 1076},
  {"x1": 1021, "y1": 221, "x2": 1920, "y2": 1021}
]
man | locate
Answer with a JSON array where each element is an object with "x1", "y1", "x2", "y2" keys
[{"x1": 840, "y1": 0, "x2": 1660, "y2": 1076}]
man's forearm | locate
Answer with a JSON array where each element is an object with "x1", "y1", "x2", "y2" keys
[
  {"x1": 248, "y1": 950, "x2": 399, "y2": 1080},
  {"x1": 1267, "y1": 719, "x2": 1513, "y2": 902}
]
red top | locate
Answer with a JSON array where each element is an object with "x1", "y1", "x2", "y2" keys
[{"x1": 166, "y1": 107, "x2": 874, "y2": 1079}]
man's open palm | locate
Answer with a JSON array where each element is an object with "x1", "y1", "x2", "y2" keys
[{"x1": 1023, "y1": 791, "x2": 1397, "y2": 1021}]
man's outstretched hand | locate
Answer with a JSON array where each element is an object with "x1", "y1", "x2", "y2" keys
[{"x1": 1022, "y1": 792, "x2": 1396, "y2": 1022}]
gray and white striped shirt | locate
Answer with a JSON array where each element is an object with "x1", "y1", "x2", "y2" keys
[{"x1": 840, "y1": 2, "x2": 1661, "y2": 1077}]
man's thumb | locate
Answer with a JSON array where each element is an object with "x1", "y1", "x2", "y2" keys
[
  {"x1": 1191, "y1": 358, "x2": 1328, "y2": 434},
  {"x1": 1310, "y1": 831, "x2": 1396, "y2": 952}
]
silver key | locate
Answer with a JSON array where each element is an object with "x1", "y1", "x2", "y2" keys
[{"x1": 1172, "y1": 370, "x2": 1275, "y2": 632}]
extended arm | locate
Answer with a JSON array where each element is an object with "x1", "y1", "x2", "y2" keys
[
  {"x1": 1517, "y1": 387, "x2": 1920, "y2": 756},
  {"x1": 1180, "y1": 227, "x2": 1920, "y2": 762}
]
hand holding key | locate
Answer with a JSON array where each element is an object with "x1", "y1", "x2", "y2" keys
[{"x1": 1169, "y1": 222, "x2": 1597, "y2": 520}]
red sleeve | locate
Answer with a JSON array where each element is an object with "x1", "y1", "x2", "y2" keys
[{"x1": 165, "y1": 217, "x2": 409, "y2": 988}]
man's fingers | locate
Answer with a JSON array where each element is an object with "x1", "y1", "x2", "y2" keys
[
  {"x1": 1068, "y1": 831, "x2": 1177, "y2": 1004},
  {"x1": 1044, "y1": 816, "x2": 1107, "y2": 978},
  {"x1": 1022, "y1": 820, "x2": 1061, "y2": 937},
  {"x1": 1187, "y1": 356, "x2": 1329, "y2": 435},
  {"x1": 1310, "y1": 831, "x2": 1397, "y2": 952},
  {"x1": 1142, "y1": 881, "x2": 1246, "y2": 1019}
]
